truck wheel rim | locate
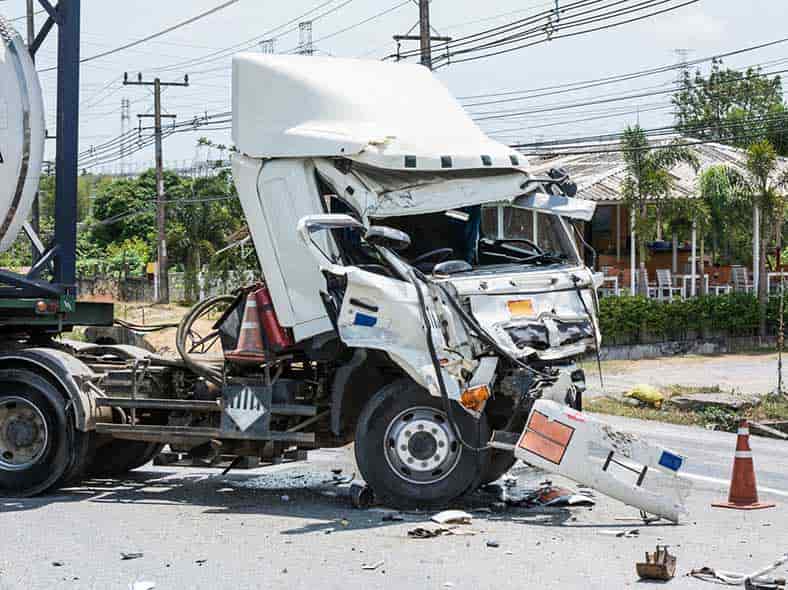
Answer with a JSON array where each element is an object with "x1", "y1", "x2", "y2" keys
[
  {"x1": 0, "y1": 396, "x2": 49, "y2": 471},
  {"x1": 384, "y1": 406, "x2": 461, "y2": 485}
]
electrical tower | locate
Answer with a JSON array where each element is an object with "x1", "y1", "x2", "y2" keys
[
  {"x1": 298, "y1": 21, "x2": 313, "y2": 56},
  {"x1": 123, "y1": 72, "x2": 189, "y2": 304},
  {"x1": 393, "y1": 0, "x2": 451, "y2": 70},
  {"x1": 259, "y1": 38, "x2": 275, "y2": 54},
  {"x1": 674, "y1": 48, "x2": 693, "y2": 83},
  {"x1": 673, "y1": 48, "x2": 693, "y2": 120},
  {"x1": 120, "y1": 98, "x2": 130, "y2": 176}
]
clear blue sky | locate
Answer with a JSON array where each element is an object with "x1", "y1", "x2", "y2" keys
[{"x1": 1, "y1": 0, "x2": 786, "y2": 172}]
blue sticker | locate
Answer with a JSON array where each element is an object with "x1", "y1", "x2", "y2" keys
[
  {"x1": 353, "y1": 312, "x2": 378, "y2": 327},
  {"x1": 658, "y1": 450, "x2": 683, "y2": 472}
]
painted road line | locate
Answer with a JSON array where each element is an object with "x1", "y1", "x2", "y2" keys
[{"x1": 682, "y1": 472, "x2": 788, "y2": 499}]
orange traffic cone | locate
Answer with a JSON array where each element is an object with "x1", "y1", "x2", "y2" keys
[
  {"x1": 712, "y1": 419, "x2": 775, "y2": 510},
  {"x1": 225, "y1": 292, "x2": 266, "y2": 363}
]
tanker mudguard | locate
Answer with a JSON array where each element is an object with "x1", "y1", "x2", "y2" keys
[{"x1": 0, "y1": 348, "x2": 98, "y2": 431}]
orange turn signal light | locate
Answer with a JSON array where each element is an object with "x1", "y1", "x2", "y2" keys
[{"x1": 460, "y1": 384, "x2": 491, "y2": 411}]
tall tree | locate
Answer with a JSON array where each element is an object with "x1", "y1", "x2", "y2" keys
[
  {"x1": 673, "y1": 58, "x2": 788, "y2": 153},
  {"x1": 620, "y1": 125, "x2": 698, "y2": 275},
  {"x1": 722, "y1": 140, "x2": 788, "y2": 337},
  {"x1": 167, "y1": 169, "x2": 244, "y2": 302}
]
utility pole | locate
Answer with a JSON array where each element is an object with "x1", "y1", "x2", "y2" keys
[
  {"x1": 123, "y1": 72, "x2": 189, "y2": 304},
  {"x1": 393, "y1": 1, "x2": 451, "y2": 71},
  {"x1": 418, "y1": 0, "x2": 431, "y2": 69}
]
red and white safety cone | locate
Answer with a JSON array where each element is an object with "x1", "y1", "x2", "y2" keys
[
  {"x1": 225, "y1": 291, "x2": 266, "y2": 363},
  {"x1": 712, "y1": 419, "x2": 775, "y2": 510}
]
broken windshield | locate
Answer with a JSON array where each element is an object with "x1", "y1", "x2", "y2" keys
[{"x1": 479, "y1": 205, "x2": 580, "y2": 266}]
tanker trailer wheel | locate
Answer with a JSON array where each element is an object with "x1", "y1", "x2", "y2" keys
[
  {"x1": 88, "y1": 440, "x2": 164, "y2": 476},
  {"x1": 354, "y1": 378, "x2": 490, "y2": 509},
  {"x1": 0, "y1": 369, "x2": 90, "y2": 496}
]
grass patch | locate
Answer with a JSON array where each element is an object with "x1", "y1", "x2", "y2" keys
[{"x1": 587, "y1": 393, "x2": 788, "y2": 431}]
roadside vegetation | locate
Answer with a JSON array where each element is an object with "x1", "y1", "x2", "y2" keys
[{"x1": 588, "y1": 386, "x2": 788, "y2": 432}]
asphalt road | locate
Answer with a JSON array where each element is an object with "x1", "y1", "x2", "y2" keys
[{"x1": 1, "y1": 418, "x2": 787, "y2": 590}]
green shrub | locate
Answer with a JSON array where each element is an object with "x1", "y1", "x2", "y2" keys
[{"x1": 598, "y1": 292, "x2": 782, "y2": 344}]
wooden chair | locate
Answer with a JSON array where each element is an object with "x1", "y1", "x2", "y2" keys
[{"x1": 655, "y1": 269, "x2": 684, "y2": 301}]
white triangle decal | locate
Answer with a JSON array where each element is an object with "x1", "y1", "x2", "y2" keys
[{"x1": 226, "y1": 386, "x2": 267, "y2": 431}]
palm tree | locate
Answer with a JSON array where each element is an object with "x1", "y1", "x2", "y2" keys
[
  {"x1": 727, "y1": 140, "x2": 788, "y2": 336},
  {"x1": 620, "y1": 126, "x2": 699, "y2": 285}
]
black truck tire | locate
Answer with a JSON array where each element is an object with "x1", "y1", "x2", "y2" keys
[
  {"x1": 0, "y1": 369, "x2": 90, "y2": 496},
  {"x1": 88, "y1": 440, "x2": 164, "y2": 476},
  {"x1": 354, "y1": 378, "x2": 490, "y2": 509},
  {"x1": 480, "y1": 450, "x2": 517, "y2": 485}
]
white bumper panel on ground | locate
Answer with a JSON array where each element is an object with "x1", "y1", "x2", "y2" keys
[{"x1": 515, "y1": 400, "x2": 691, "y2": 523}]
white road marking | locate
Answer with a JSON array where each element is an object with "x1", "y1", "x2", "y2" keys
[{"x1": 681, "y1": 471, "x2": 788, "y2": 498}]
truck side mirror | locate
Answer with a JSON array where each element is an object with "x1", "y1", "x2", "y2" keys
[{"x1": 364, "y1": 226, "x2": 411, "y2": 252}]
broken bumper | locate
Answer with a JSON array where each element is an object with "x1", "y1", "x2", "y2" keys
[{"x1": 502, "y1": 400, "x2": 691, "y2": 523}]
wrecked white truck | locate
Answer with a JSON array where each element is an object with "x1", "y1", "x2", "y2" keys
[{"x1": 0, "y1": 32, "x2": 689, "y2": 520}]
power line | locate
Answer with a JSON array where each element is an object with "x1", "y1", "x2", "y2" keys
[
  {"x1": 150, "y1": 0, "x2": 351, "y2": 73},
  {"x1": 470, "y1": 66, "x2": 788, "y2": 121},
  {"x1": 437, "y1": 0, "x2": 702, "y2": 67},
  {"x1": 389, "y1": 0, "x2": 699, "y2": 67},
  {"x1": 37, "y1": 0, "x2": 245, "y2": 73},
  {"x1": 511, "y1": 111, "x2": 788, "y2": 150}
]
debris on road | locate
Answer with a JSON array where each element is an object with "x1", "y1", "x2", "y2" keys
[
  {"x1": 361, "y1": 560, "x2": 384, "y2": 571},
  {"x1": 129, "y1": 581, "x2": 156, "y2": 590},
  {"x1": 431, "y1": 510, "x2": 472, "y2": 525},
  {"x1": 52, "y1": 561, "x2": 64, "y2": 567},
  {"x1": 486, "y1": 540, "x2": 500, "y2": 548},
  {"x1": 195, "y1": 559, "x2": 208, "y2": 566},
  {"x1": 689, "y1": 552, "x2": 788, "y2": 588},
  {"x1": 600, "y1": 528, "x2": 640, "y2": 538},
  {"x1": 537, "y1": 485, "x2": 595, "y2": 507},
  {"x1": 636, "y1": 545, "x2": 676, "y2": 581},
  {"x1": 496, "y1": 481, "x2": 595, "y2": 509},
  {"x1": 408, "y1": 527, "x2": 451, "y2": 539},
  {"x1": 121, "y1": 553, "x2": 144, "y2": 561},
  {"x1": 408, "y1": 526, "x2": 477, "y2": 539},
  {"x1": 502, "y1": 475, "x2": 518, "y2": 488},
  {"x1": 350, "y1": 482, "x2": 374, "y2": 509}
]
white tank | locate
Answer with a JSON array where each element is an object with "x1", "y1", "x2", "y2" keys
[{"x1": 0, "y1": 16, "x2": 46, "y2": 253}]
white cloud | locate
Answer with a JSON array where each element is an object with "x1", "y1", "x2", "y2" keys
[{"x1": 641, "y1": 6, "x2": 726, "y2": 45}]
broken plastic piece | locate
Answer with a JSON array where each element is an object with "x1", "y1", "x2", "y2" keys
[
  {"x1": 538, "y1": 485, "x2": 595, "y2": 507},
  {"x1": 361, "y1": 560, "x2": 384, "y2": 571},
  {"x1": 431, "y1": 510, "x2": 472, "y2": 525}
]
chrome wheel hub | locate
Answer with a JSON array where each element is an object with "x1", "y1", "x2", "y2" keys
[
  {"x1": 0, "y1": 397, "x2": 49, "y2": 470},
  {"x1": 384, "y1": 407, "x2": 461, "y2": 485}
]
